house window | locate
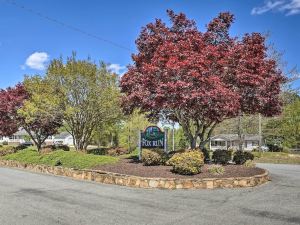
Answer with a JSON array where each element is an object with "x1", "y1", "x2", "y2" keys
[{"x1": 211, "y1": 141, "x2": 226, "y2": 146}]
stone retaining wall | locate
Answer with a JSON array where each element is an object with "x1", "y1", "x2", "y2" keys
[{"x1": 0, "y1": 160, "x2": 269, "y2": 189}]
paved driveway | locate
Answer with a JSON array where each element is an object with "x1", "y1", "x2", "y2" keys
[{"x1": 0, "y1": 163, "x2": 299, "y2": 225}]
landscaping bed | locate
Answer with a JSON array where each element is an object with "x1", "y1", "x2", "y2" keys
[{"x1": 94, "y1": 158, "x2": 265, "y2": 179}]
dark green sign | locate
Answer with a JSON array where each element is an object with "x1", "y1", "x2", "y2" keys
[{"x1": 141, "y1": 126, "x2": 165, "y2": 148}]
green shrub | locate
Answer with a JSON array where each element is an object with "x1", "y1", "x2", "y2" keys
[
  {"x1": 2, "y1": 141, "x2": 8, "y2": 145},
  {"x1": 282, "y1": 148, "x2": 290, "y2": 153},
  {"x1": 244, "y1": 160, "x2": 256, "y2": 168},
  {"x1": 86, "y1": 148, "x2": 107, "y2": 155},
  {"x1": 15, "y1": 144, "x2": 28, "y2": 151},
  {"x1": 167, "y1": 150, "x2": 204, "y2": 175},
  {"x1": 0, "y1": 146, "x2": 17, "y2": 156},
  {"x1": 201, "y1": 148, "x2": 210, "y2": 160},
  {"x1": 55, "y1": 160, "x2": 63, "y2": 166},
  {"x1": 56, "y1": 145, "x2": 70, "y2": 151},
  {"x1": 267, "y1": 144, "x2": 283, "y2": 152},
  {"x1": 208, "y1": 165, "x2": 225, "y2": 175},
  {"x1": 233, "y1": 151, "x2": 254, "y2": 165},
  {"x1": 107, "y1": 147, "x2": 129, "y2": 156},
  {"x1": 212, "y1": 149, "x2": 231, "y2": 165},
  {"x1": 142, "y1": 149, "x2": 162, "y2": 166}
]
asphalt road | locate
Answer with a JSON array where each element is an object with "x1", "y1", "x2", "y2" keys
[{"x1": 0, "y1": 163, "x2": 299, "y2": 225}]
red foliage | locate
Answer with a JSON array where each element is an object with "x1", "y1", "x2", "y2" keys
[
  {"x1": 120, "y1": 10, "x2": 285, "y2": 125},
  {"x1": 0, "y1": 84, "x2": 28, "y2": 136},
  {"x1": 0, "y1": 83, "x2": 63, "y2": 150}
]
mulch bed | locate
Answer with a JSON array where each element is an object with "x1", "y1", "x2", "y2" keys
[{"x1": 94, "y1": 157, "x2": 265, "y2": 179}]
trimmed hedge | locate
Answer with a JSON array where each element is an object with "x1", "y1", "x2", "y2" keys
[
  {"x1": 212, "y1": 149, "x2": 231, "y2": 165},
  {"x1": 233, "y1": 151, "x2": 254, "y2": 165},
  {"x1": 208, "y1": 165, "x2": 225, "y2": 175}
]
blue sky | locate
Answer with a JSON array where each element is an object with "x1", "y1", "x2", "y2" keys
[{"x1": 0, "y1": 0, "x2": 299, "y2": 89}]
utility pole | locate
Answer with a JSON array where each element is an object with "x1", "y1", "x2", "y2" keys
[
  {"x1": 238, "y1": 112, "x2": 243, "y2": 151},
  {"x1": 259, "y1": 113, "x2": 262, "y2": 148},
  {"x1": 172, "y1": 121, "x2": 175, "y2": 152}
]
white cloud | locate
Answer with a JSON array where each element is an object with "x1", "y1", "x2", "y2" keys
[
  {"x1": 23, "y1": 52, "x2": 49, "y2": 70},
  {"x1": 251, "y1": 0, "x2": 300, "y2": 16},
  {"x1": 107, "y1": 63, "x2": 126, "y2": 75},
  {"x1": 251, "y1": 1, "x2": 284, "y2": 15},
  {"x1": 280, "y1": 0, "x2": 300, "y2": 15}
]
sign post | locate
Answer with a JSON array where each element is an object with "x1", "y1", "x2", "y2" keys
[
  {"x1": 139, "y1": 126, "x2": 166, "y2": 160},
  {"x1": 164, "y1": 128, "x2": 168, "y2": 153}
]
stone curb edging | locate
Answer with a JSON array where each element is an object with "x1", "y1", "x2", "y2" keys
[{"x1": 0, "y1": 160, "x2": 269, "y2": 189}]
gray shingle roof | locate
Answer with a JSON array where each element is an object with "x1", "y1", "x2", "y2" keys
[
  {"x1": 54, "y1": 132, "x2": 71, "y2": 139},
  {"x1": 14, "y1": 129, "x2": 28, "y2": 136},
  {"x1": 211, "y1": 134, "x2": 261, "y2": 141}
]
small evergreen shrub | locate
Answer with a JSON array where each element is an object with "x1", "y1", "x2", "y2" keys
[
  {"x1": 208, "y1": 165, "x2": 225, "y2": 175},
  {"x1": 201, "y1": 147, "x2": 210, "y2": 161},
  {"x1": 167, "y1": 150, "x2": 204, "y2": 175},
  {"x1": 244, "y1": 160, "x2": 256, "y2": 168},
  {"x1": 212, "y1": 149, "x2": 231, "y2": 165},
  {"x1": 142, "y1": 149, "x2": 162, "y2": 166},
  {"x1": 2, "y1": 141, "x2": 8, "y2": 145},
  {"x1": 267, "y1": 144, "x2": 283, "y2": 152},
  {"x1": 14, "y1": 144, "x2": 28, "y2": 151},
  {"x1": 233, "y1": 151, "x2": 254, "y2": 165},
  {"x1": 86, "y1": 148, "x2": 107, "y2": 155},
  {"x1": 56, "y1": 145, "x2": 70, "y2": 151},
  {"x1": 55, "y1": 160, "x2": 63, "y2": 166},
  {"x1": 107, "y1": 147, "x2": 129, "y2": 156}
]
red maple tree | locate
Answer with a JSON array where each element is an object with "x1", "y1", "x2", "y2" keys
[
  {"x1": 0, "y1": 83, "x2": 63, "y2": 150},
  {"x1": 120, "y1": 10, "x2": 286, "y2": 149},
  {"x1": 0, "y1": 84, "x2": 28, "y2": 136}
]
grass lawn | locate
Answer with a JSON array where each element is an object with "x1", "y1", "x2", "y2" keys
[
  {"x1": 2, "y1": 148, "x2": 119, "y2": 169},
  {"x1": 253, "y1": 152, "x2": 300, "y2": 164}
]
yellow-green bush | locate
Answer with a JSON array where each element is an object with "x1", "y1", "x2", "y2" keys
[
  {"x1": 244, "y1": 160, "x2": 256, "y2": 168},
  {"x1": 167, "y1": 150, "x2": 204, "y2": 175},
  {"x1": 208, "y1": 165, "x2": 225, "y2": 175},
  {"x1": 141, "y1": 149, "x2": 162, "y2": 166}
]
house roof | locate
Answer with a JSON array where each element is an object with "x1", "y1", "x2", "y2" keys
[
  {"x1": 14, "y1": 129, "x2": 28, "y2": 136},
  {"x1": 211, "y1": 134, "x2": 261, "y2": 141},
  {"x1": 54, "y1": 132, "x2": 71, "y2": 139}
]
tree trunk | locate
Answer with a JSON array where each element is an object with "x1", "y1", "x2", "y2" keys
[
  {"x1": 36, "y1": 142, "x2": 42, "y2": 152},
  {"x1": 190, "y1": 137, "x2": 197, "y2": 149},
  {"x1": 75, "y1": 139, "x2": 85, "y2": 151}
]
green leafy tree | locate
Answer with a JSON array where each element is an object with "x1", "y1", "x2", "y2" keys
[
  {"x1": 175, "y1": 127, "x2": 189, "y2": 150},
  {"x1": 119, "y1": 110, "x2": 153, "y2": 151},
  {"x1": 47, "y1": 54, "x2": 121, "y2": 151},
  {"x1": 18, "y1": 75, "x2": 64, "y2": 151},
  {"x1": 280, "y1": 99, "x2": 300, "y2": 148}
]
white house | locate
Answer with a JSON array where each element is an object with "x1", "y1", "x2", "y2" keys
[
  {"x1": 0, "y1": 129, "x2": 29, "y2": 145},
  {"x1": 210, "y1": 134, "x2": 261, "y2": 151},
  {"x1": 0, "y1": 129, "x2": 65, "y2": 145},
  {"x1": 53, "y1": 132, "x2": 74, "y2": 146}
]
